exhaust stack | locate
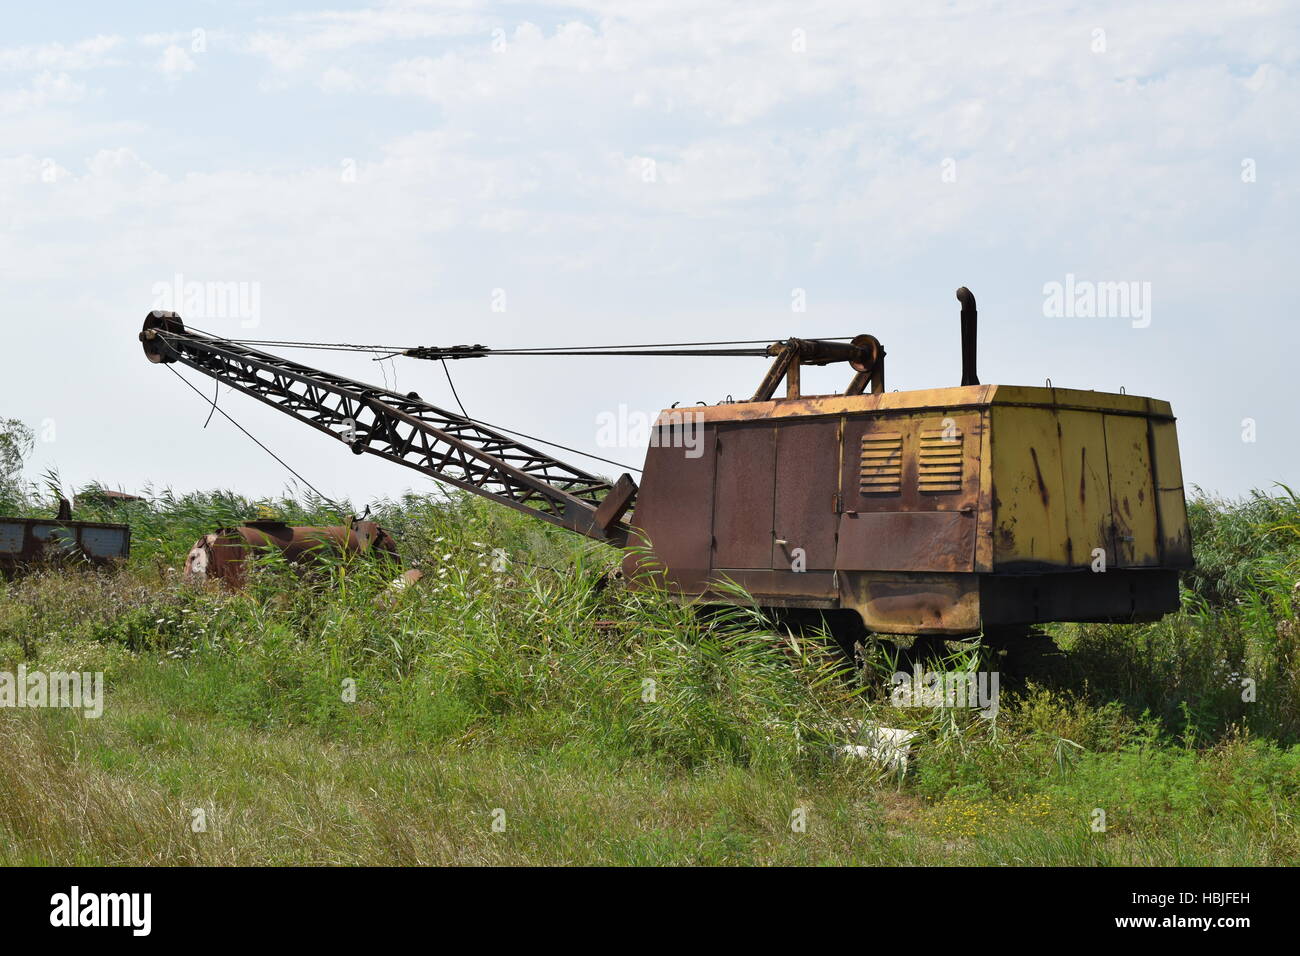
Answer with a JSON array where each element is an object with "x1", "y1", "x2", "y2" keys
[{"x1": 956, "y1": 286, "x2": 979, "y2": 386}]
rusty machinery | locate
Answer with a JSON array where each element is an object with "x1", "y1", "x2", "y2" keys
[
  {"x1": 138, "y1": 287, "x2": 1192, "y2": 636},
  {"x1": 183, "y1": 519, "x2": 399, "y2": 588},
  {"x1": 0, "y1": 515, "x2": 131, "y2": 577}
]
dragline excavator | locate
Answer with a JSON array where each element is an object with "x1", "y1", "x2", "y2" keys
[{"x1": 139, "y1": 288, "x2": 1193, "y2": 637}]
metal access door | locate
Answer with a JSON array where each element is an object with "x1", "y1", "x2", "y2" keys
[
  {"x1": 710, "y1": 424, "x2": 775, "y2": 569},
  {"x1": 770, "y1": 418, "x2": 841, "y2": 571}
]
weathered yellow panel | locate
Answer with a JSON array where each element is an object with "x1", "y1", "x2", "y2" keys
[
  {"x1": 1055, "y1": 408, "x2": 1112, "y2": 567},
  {"x1": 1103, "y1": 414, "x2": 1160, "y2": 567},
  {"x1": 990, "y1": 405, "x2": 1070, "y2": 567},
  {"x1": 1150, "y1": 419, "x2": 1193, "y2": 566}
]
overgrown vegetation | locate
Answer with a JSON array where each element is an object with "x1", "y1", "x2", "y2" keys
[{"x1": 1, "y1": 458, "x2": 1298, "y2": 864}]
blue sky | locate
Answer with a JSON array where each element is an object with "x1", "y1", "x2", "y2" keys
[{"x1": 2, "y1": 0, "x2": 1296, "y2": 504}]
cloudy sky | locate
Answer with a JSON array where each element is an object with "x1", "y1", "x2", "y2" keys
[{"x1": 3, "y1": 0, "x2": 1296, "y2": 506}]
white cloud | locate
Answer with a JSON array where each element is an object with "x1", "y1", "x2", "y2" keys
[
  {"x1": 246, "y1": 3, "x2": 492, "y2": 72},
  {"x1": 0, "y1": 35, "x2": 122, "y2": 72},
  {"x1": 0, "y1": 71, "x2": 89, "y2": 113},
  {"x1": 318, "y1": 66, "x2": 359, "y2": 92},
  {"x1": 157, "y1": 45, "x2": 197, "y2": 75}
]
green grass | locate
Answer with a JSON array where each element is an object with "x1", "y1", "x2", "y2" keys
[{"x1": 1, "y1": 485, "x2": 1298, "y2": 865}]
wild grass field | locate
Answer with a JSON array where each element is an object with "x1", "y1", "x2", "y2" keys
[{"x1": 1, "y1": 474, "x2": 1298, "y2": 865}]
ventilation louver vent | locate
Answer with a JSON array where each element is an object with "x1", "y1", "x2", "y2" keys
[
  {"x1": 919, "y1": 426, "x2": 963, "y2": 493},
  {"x1": 860, "y1": 432, "x2": 903, "y2": 494}
]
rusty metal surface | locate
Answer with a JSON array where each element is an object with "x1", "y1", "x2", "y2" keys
[
  {"x1": 622, "y1": 421, "x2": 717, "y2": 591},
  {"x1": 751, "y1": 348, "x2": 796, "y2": 402},
  {"x1": 750, "y1": 335, "x2": 884, "y2": 401},
  {"x1": 183, "y1": 520, "x2": 399, "y2": 588},
  {"x1": 844, "y1": 334, "x2": 886, "y2": 395},
  {"x1": 839, "y1": 571, "x2": 981, "y2": 635},
  {"x1": 710, "y1": 424, "x2": 776, "y2": 569},
  {"x1": 629, "y1": 379, "x2": 1192, "y2": 635},
  {"x1": 0, "y1": 517, "x2": 131, "y2": 576},
  {"x1": 771, "y1": 418, "x2": 840, "y2": 570},
  {"x1": 638, "y1": 296, "x2": 1188, "y2": 634},
  {"x1": 685, "y1": 384, "x2": 1167, "y2": 425},
  {"x1": 593, "y1": 473, "x2": 637, "y2": 531},
  {"x1": 837, "y1": 512, "x2": 977, "y2": 573},
  {"x1": 841, "y1": 411, "x2": 982, "y2": 514}
]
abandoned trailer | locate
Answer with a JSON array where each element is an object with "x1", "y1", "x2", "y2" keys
[{"x1": 0, "y1": 506, "x2": 131, "y2": 578}]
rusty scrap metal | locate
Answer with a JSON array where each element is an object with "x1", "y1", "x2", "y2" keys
[
  {"x1": 183, "y1": 519, "x2": 399, "y2": 588},
  {"x1": 0, "y1": 516, "x2": 131, "y2": 577}
]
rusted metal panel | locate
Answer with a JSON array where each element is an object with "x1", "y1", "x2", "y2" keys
[
  {"x1": 834, "y1": 409, "x2": 980, "y2": 574},
  {"x1": 593, "y1": 473, "x2": 637, "y2": 531},
  {"x1": 859, "y1": 429, "x2": 904, "y2": 495},
  {"x1": 841, "y1": 416, "x2": 904, "y2": 509},
  {"x1": 771, "y1": 418, "x2": 841, "y2": 570},
  {"x1": 917, "y1": 413, "x2": 981, "y2": 511},
  {"x1": 917, "y1": 425, "x2": 964, "y2": 493},
  {"x1": 0, "y1": 523, "x2": 22, "y2": 554},
  {"x1": 841, "y1": 411, "x2": 980, "y2": 515},
  {"x1": 623, "y1": 423, "x2": 717, "y2": 591},
  {"x1": 80, "y1": 526, "x2": 132, "y2": 559},
  {"x1": 0, "y1": 517, "x2": 130, "y2": 576},
  {"x1": 710, "y1": 424, "x2": 775, "y2": 569},
  {"x1": 836, "y1": 511, "x2": 976, "y2": 573}
]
